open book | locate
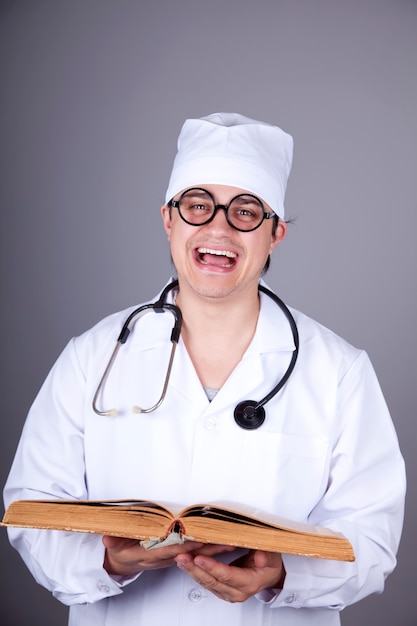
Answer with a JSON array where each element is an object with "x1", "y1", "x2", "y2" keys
[{"x1": 1, "y1": 499, "x2": 355, "y2": 562}]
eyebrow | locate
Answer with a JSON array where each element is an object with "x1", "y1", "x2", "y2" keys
[
  {"x1": 233, "y1": 195, "x2": 261, "y2": 204},
  {"x1": 185, "y1": 189, "x2": 210, "y2": 197}
]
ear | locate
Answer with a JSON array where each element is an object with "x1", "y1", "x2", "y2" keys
[
  {"x1": 161, "y1": 205, "x2": 172, "y2": 240},
  {"x1": 269, "y1": 219, "x2": 287, "y2": 254}
]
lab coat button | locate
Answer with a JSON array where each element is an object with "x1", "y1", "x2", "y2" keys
[
  {"x1": 98, "y1": 581, "x2": 111, "y2": 594},
  {"x1": 205, "y1": 418, "x2": 217, "y2": 430},
  {"x1": 188, "y1": 588, "x2": 204, "y2": 602},
  {"x1": 285, "y1": 593, "x2": 296, "y2": 604}
]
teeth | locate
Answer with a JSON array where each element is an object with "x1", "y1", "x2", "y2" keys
[{"x1": 197, "y1": 247, "x2": 237, "y2": 258}]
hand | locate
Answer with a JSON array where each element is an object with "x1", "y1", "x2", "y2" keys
[
  {"x1": 175, "y1": 549, "x2": 285, "y2": 603},
  {"x1": 102, "y1": 536, "x2": 235, "y2": 577}
]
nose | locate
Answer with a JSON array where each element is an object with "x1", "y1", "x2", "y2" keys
[{"x1": 208, "y1": 205, "x2": 232, "y2": 229}]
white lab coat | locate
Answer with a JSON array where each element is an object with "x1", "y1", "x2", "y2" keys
[{"x1": 4, "y1": 281, "x2": 405, "y2": 626}]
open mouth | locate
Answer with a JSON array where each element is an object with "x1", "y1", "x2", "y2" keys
[{"x1": 196, "y1": 247, "x2": 237, "y2": 268}]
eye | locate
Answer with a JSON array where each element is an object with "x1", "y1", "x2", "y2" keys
[
  {"x1": 181, "y1": 191, "x2": 214, "y2": 215},
  {"x1": 235, "y1": 207, "x2": 257, "y2": 217},
  {"x1": 190, "y1": 203, "x2": 210, "y2": 212},
  {"x1": 231, "y1": 199, "x2": 262, "y2": 221}
]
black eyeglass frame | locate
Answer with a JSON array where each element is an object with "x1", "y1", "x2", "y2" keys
[{"x1": 169, "y1": 187, "x2": 276, "y2": 233}]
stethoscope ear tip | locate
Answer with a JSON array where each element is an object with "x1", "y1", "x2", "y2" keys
[
  {"x1": 234, "y1": 401, "x2": 266, "y2": 430},
  {"x1": 95, "y1": 408, "x2": 118, "y2": 417}
]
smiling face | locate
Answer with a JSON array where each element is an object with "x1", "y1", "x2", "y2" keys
[{"x1": 161, "y1": 184, "x2": 287, "y2": 303}]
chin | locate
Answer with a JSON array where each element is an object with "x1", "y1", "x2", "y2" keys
[{"x1": 189, "y1": 273, "x2": 246, "y2": 300}]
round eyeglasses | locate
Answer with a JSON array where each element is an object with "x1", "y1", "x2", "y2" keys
[{"x1": 170, "y1": 187, "x2": 276, "y2": 232}]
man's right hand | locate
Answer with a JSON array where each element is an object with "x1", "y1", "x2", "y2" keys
[{"x1": 102, "y1": 535, "x2": 235, "y2": 577}]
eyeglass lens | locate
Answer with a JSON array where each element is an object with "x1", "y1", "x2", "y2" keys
[{"x1": 177, "y1": 188, "x2": 267, "y2": 231}]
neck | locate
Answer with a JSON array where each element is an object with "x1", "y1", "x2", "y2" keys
[{"x1": 175, "y1": 280, "x2": 260, "y2": 389}]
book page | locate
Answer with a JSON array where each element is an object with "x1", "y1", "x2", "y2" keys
[{"x1": 180, "y1": 501, "x2": 341, "y2": 538}]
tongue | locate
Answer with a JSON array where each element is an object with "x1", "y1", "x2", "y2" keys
[{"x1": 202, "y1": 253, "x2": 231, "y2": 266}]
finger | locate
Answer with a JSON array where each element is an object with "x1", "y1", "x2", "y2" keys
[
  {"x1": 192, "y1": 544, "x2": 236, "y2": 557},
  {"x1": 178, "y1": 554, "x2": 257, "y2": 599},
  {"x1": 252, "y1": 549, "x2": 283, "y2": 569},
  {"x1": 251, "y1": 550, "x2": 286, "y2": 589},
  {"x1": 193, "y1": 555, "x2": 240, "y2": 585},
  {"x1": 102, "y1": 535, "x2": 136, "y2": 550},
  {"x1": 229, "y1": 549, "x2": 276, "y2": 569},
  {"x1": 176, "y1": 555, "x2": 241, "y2": 602}
]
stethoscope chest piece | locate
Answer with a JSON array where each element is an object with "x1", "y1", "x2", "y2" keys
[{"x1": 234, "y1": 400, "x2": 266, "y2": 430}]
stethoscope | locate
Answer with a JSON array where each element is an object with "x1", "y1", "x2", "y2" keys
[{"x1": 92, "y1": 279, "x2": 299, "y2": 430}]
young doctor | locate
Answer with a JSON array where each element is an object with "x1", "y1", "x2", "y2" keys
[{"x1": 4, "y1": 113, "x2": 405, "y2": 626}]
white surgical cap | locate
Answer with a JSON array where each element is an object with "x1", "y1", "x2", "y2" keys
[{"x1": 165, "y1": 112, "x2": 293, "y2": 218}]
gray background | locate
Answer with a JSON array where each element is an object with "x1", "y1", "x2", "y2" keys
[{"x1": 0, "y1": 1, "x2": 415, "y2": 624}]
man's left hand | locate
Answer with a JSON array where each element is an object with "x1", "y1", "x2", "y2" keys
[{"x1": 175, "y1": 549, "x2": 285, "y2": 603}]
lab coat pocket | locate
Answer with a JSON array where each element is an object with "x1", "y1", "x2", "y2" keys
[{"x1": 236, "y1": 430, "x2": 330, "y2": 520}]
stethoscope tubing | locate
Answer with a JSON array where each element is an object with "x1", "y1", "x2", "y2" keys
[
  {"x1": 92, "y1": 282, "x2": 182, "y2": 416},
  {"x1": 92, "y1": 279, "x2": 299, "y2": 429},
  {"x1": 255, "y1": 285, "x2": 299, "y2": 408}
]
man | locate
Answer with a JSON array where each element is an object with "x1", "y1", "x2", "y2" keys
[{"x1": 4, "y1": 113, "x2": 405, "y2": 625}]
